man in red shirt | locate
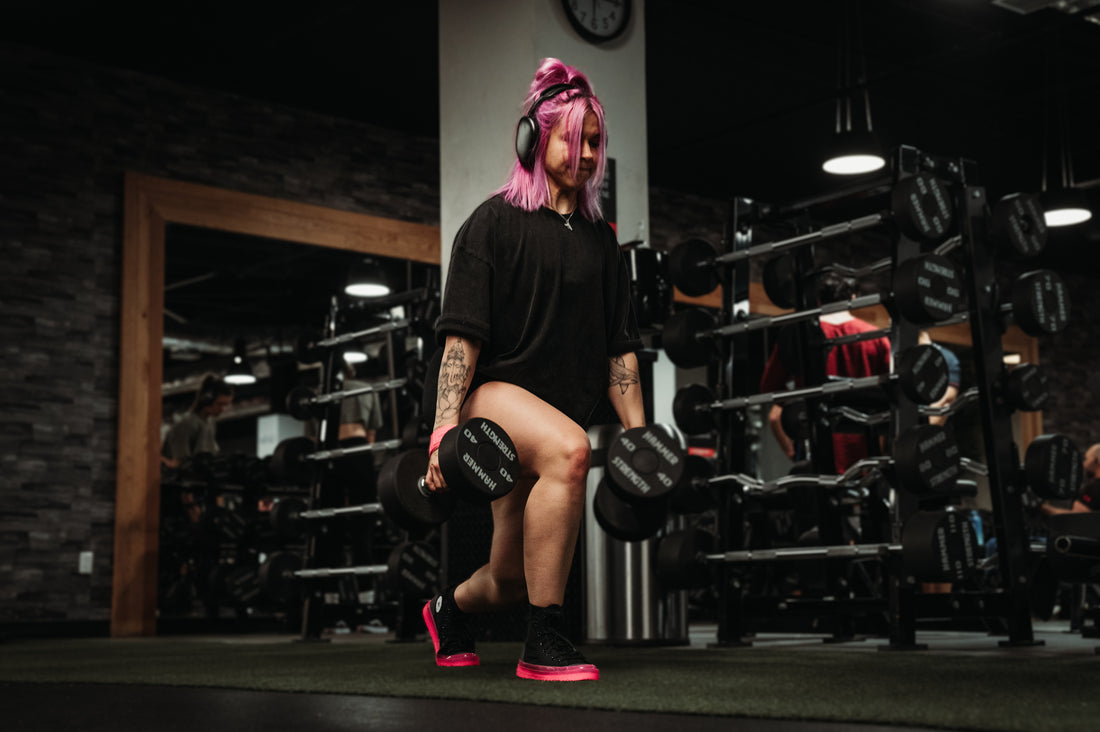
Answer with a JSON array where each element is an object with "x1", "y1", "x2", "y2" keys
[{"x1": 760, "y1": 272, "x2": 891, "y2": 474}]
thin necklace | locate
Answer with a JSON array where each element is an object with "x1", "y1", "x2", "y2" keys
[{"x1": 557, "y1": 208, "x2": 576, "y2": 231}]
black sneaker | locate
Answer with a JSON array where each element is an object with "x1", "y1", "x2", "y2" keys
[
  {"x1": 516, "y1": 604, "x2": 599, "y2": 681},
  {"x1": 422, "y1": 587, "x2": 479, "y2": 667}
]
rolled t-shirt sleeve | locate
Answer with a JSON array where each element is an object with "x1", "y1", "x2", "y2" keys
[{"x1": 436, "y1": 205, "x2": 496, "y2": 346}]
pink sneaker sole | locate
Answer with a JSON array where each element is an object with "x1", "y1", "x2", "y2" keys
[
  {"x1": 421, "y1": 601, "x2": 479, "y2": 667},
  {"x1": 515, "y1": 659, "x2": 599, "y2": 681}
]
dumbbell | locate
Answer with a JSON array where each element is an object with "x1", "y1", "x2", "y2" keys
[
  {"x1": 284, "y1": 378, "x2": 407, "y2": 421},
  {"x1": 297, "y1": 319, "x2": 409, "y2": 364},
  {"x1": 376, "y1": 417, "x2": 520, "y2": 530},
  {"x1": 585, "y1": 424, "x2": 688, "y2": 542},
  {"x1": 663, "y1": 253, "x2": 963, "y2": 369},
  {"x1": 655, "y1": 509, "x2": 979, "y2": 589},
  {"x1": 674, "y1": 344, "x2": 951, "y2": 435},
  {"x1": 668, "y1": 172, "x2": 957, "y2": 297},
  {"x1": 258, "y1": 543, "x2": 440, "y2": 603}
]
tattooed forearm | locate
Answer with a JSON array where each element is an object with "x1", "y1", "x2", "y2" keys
[
  {"x1": 608, "y1": 354, "x2": 640, "y2": 396},
  {"x1": 435, "y1": 340, "x2": 472, "y2": 425}
]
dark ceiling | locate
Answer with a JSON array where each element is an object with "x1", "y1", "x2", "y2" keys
[{"x1": 6, "y1": 0, "x2": 1100, "y2": 365}]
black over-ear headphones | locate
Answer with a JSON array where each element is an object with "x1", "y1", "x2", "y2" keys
[{"x1": 515, "y1": 83, "x2": 581, "y2": 170}]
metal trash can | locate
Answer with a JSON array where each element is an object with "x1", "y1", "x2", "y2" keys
[{"x1": 584, "y1": 423, "x2": 688, "y2": 645}]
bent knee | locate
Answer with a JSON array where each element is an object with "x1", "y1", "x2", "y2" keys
[{"x1": 546, "y1": 430, "x2": 591, "y2": 487}]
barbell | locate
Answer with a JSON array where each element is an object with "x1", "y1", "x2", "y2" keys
[
  {"x1": 258, "y1": 542, "x2": 440, "y2": 603},
  {"x1": 758, "y1": 192, "x2": 1048, "y2": 311},
  {"x1": 662, "y1": 253, "x2": 963, "y2": 370},
  {"x1": 297, "y1": 318, "x2": 409, "y2": 364},
  {"x1": 668, "y1": 173, "x2": 957, "y2": 297},
  {"x1": 284, "y1": 378, "x2": 407, "y2": 421},
  {"x1": 656, "y1": 509, "x2": 979, "y2": 590},
  {"x1": 673, "y1": 344, "x2": 951, "y2": 435},
  {"x1": 270, "y1": 435, "x2": 403, "y2": 486}
]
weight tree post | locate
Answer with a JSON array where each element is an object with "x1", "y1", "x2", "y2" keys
[
  {"x1": 881, "y1": 150, "x2": 930, "y2": 651},
  {"x1": 959, "y1": 183, "x2": 1041, "y2": 647},
  {"x1": 299, "y1": 295, "x2": 346, "y2": 642},
  {"x1": 711, "y1": 197, "x2": 755, "y2": 648}
]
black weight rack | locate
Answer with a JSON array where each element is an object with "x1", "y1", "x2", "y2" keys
[{"x1": 682, "y1": 144, "x2": 1073, "y2": 649}]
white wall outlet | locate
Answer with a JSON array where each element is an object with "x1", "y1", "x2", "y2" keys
[{"x1": 78, "y1": 551, "x2": 93, "y2": 575}]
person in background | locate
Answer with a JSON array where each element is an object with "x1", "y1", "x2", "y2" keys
[
  {"x1": 1042, "y1": 443, "x2": 1100, "y2": 515},
  {"x1": 161, "y1": 373, "x2": 234, "y2": 523},
  {"x1": 918, "y1": 330, "x2": 960, "y2": 426},
  {"x1": 161, "y1": 373, "x2": 234, "y2": 468},
  {"x1": 760, "y1": 271, "x2": 891, "y2": 473}
]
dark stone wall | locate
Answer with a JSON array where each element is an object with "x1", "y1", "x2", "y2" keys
[{"x1": 0, "y1": 44, "x2": 439, "y2": 623}]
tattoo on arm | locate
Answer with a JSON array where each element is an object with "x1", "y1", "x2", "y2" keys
[
  {"x1": 436, "y1": 341, "x2": 472, "y2": 424},
  {"x1": 608, "y1": 355, "x2": 640, "y2": 396}
]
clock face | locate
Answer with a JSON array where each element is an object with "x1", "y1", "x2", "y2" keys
[{"x1": 563, "y1": 0, "x2": 631, "y2": 44}]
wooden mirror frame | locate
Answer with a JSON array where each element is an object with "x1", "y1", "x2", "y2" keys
[{"x1": 112, "y1": 172, "x2": 440, "y2": 636}]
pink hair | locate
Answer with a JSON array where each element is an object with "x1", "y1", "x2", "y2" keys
[{"x1": 495, "y1": 58, "x2": 608, "y2": 221}]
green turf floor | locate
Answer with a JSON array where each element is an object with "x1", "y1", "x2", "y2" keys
[{"x1": 0, "y1": 636, "x2": 1096, "y2": 731}]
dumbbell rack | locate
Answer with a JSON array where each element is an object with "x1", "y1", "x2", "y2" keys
[
  {"x1": 294, "y1": 292, "x2": 429, "y2": 642},
  {"x1": 698, "y1": 145, "x2": 1059, "y2": 648}
]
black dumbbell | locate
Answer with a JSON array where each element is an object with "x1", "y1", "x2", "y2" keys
[{"x1": 377, "y1": 417, "x2": 520, "y2": 530}]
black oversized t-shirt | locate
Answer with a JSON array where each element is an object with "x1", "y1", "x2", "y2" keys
[{"x1": 436, "y1": 195, "x2": 642, "y2": 427}]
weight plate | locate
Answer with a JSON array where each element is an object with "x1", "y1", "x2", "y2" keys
[
  {"x1": 662, "y1": 308, "x2": 716, "y2": 369},
  {"x1": 437, "y1": 417, "x2": 519, "y2": 502},
  {"x1": 891, "y1": 172, "x2": 955, "y2": 243},
  {"x1": 1011, "y1": 270, "x2": 1070, "y2": 337},
  {"x1": 673, "y1": 383, "x2": 716, "y2": 435},
  {"x1": 901, "y1": 510, "x2": 978, "y2": 582},
  {"x1": 991, "y1": 193, "x2": 1047, "y2": 258},
  {"x1": 762, "y1": 254, "x2": 798, "y2": 309},
  {"x1": 1023, "y1": 434, "x2": 1082, "y2": 501},
  {"x1": 270, "y1": 497, "x2": 307, "y2": 539},
  {"x1": 606, "y1": 425, "x2": 686, "y2": 502},
  {"x1": 285, "y1": 386, "x2": 317, "y2": 421},
  {"x1": 655, "y1": 528, "x2": 714, "y2": 590},
  {"x1": 668, "y1": 238, "x2": 719, "y2": 297},
  {"x1": 592, "y1": 477, "x2": 668, "y2": 542},
  {"x1": 258, "y1": 551, "x2": 302, "y2": 604},
  {"x1": 894, "y1": 253, "x2": 964, "y2": 325},
  {"x1": 386, "y1": 541, "x2": 440, "y2": 598},
  {"x1": 1004, "y1": 363, "x2": 1049, "y2": 412},
  {"x1": 895, "y1": 344, "x2": 949, "y2": 405},
  {"x1": 893, "y1": 424, "x2": 960, "y2": 496},
  {"x1": 270, "y1": 437, "x2": 316, "y2": 486},
  {"x1": 377, "y1": 448, "x2": 455, "y2": 530}
]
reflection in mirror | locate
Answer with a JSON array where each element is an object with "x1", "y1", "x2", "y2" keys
[{"x1": 156, "y1": 224, "x2": 440, "y2": 622}]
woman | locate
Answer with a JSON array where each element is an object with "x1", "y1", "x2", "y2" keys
[{"x1": 422, "y1": 58, "x2": 645, "y2": 682}]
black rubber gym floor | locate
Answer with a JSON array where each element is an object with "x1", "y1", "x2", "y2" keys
[{"x1": 0, "y1": 683, "x2": 940, "y2": 732}]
